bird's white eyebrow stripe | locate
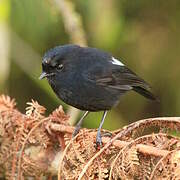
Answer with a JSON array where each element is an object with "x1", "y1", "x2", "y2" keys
[{"x1": 111, "y1": 57, "x2": 124, "y2": 66}]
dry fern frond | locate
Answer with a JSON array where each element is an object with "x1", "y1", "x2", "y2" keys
[
  {"x1": 150, "y1": 150, "x2": 180, "y2": 180},
  {"x1": 0, "y1": 95, "x2": 62, "y2": 179},
  {"x1": 0, "y1": 94, "x2": 180, "y2": 179},
  {"x1": 26, "y1": 99, "x2": 46, "y2": 119},
  {"x1": 0, "y1": 94, "x2": 16, "y2": 110},
  {"x1": 58, "y1": 129, "x2": 114, "y2": 180},
  {"x1": 110, "y1": 133, "x2": 179, "y2": 180},
  {"x1": 50, "y1": 105, "x2": 69, "y2": 124},
  {"x1": 113, "y1": 117, "x2": 180, "y2": 140}
]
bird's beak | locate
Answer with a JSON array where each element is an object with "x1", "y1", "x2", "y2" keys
[{"x1": 39, "y1": 72, "x2": 47, "y2": 80}]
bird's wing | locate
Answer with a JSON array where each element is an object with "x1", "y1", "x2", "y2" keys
[{"x1": 85, "y1": 63, "x2": 151, "y2": 91}]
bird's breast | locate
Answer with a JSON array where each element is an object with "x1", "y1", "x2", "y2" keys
[{"x1": 48, "y1": 73, "x2": 122, "y2": 111}]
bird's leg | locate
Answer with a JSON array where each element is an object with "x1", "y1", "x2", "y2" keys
[
  {"x1": 72, "y1": 111, "x2": 89, "y2": 137},
  {"x1": 96, "y1": 110, "x2": 108, "y2": 147}
]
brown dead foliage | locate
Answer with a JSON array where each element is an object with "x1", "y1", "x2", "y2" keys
[{"x1": 0, "y1": 95, "x2": 180, "y2": 179}]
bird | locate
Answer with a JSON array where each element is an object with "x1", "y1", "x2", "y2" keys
[{"x1": 39, "y1": 44, "x2": 157, "y2": 146}]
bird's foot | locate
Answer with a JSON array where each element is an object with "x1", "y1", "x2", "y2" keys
[
  {"x1": 72, "y1": 125, "x2": 81, "y2": 137},
  {"x1": 95, "y1": 132, "x2": 102, "y2": 148}
]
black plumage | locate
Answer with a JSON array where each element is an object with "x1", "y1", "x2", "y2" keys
[{"x1": 39, "y1": 44, "x2": 157, "y2": 146}]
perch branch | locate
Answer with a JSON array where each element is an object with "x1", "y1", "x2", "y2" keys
[{"x1": 49, "y1": 122, "x2": 170, "y2": 157}]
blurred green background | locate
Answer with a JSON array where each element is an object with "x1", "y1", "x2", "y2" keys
[{"x1": 0, "y1": 0, "x2": 179, "y2": 130}]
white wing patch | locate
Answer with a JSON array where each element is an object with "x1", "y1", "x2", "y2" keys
[{"x1": 111, "y1": 57, "x2": 124, "y2": 66}]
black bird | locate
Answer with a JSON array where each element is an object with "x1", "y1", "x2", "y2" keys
[{"x1": 39, "y1": 44, "x2": 157, "y2": 146}]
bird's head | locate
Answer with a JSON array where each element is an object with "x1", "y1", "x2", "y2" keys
[{"x1": 39, "y1": 44, "x2": 80, "y2": 80}]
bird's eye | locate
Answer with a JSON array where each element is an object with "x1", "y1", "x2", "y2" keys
[{"x1": 57, "y1": 64, "x2": 63, "y2": 70}]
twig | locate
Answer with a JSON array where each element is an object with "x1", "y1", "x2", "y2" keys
[
  {"x1": 54, "y1": 0, "x2": 87, "y2": 46},
  {"x1": 102, "y1": 137, "x2": 169, "y2": 157}
]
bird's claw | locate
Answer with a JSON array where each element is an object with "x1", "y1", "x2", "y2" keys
[{"x1": 95, "y1": 133, "x2": 102, "y2": 148}]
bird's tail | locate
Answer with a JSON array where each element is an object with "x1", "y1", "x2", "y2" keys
[{"x1": 133, "y1": 86, "x2": 158, "y2": 101}]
